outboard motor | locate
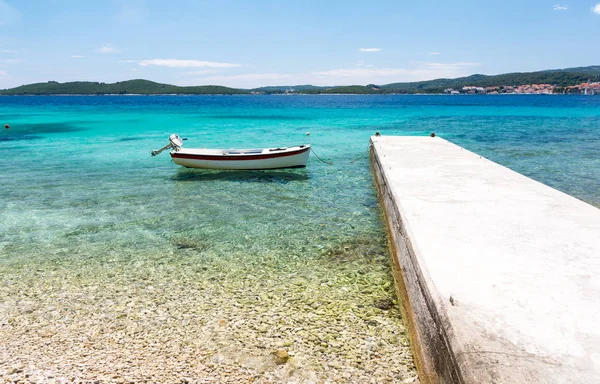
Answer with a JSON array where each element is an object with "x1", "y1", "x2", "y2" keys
[{"x1": 151, "y1": 134, "x2": 184, "y2": 156}]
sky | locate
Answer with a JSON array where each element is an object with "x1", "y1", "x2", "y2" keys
[{"x1": 1, "y1": 0, "x2": 600, "y2": 89}]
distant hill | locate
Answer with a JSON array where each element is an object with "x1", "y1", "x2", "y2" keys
[
  {"x1": 0, "y1": 79, "x2": 248, "y2": 95},
  {"x1": 1, "y1": 66, "x2": 599, "y2": 95},
  {"x1": 544, "y1": 65, "x2": 600, "y2": 74},
  {"x1": 300, "y1": 85, "x2": 381, "y2": 94},
  {"x1": 251, "y1": 85, "x2": 325, "y2": 93},
  {"x1": 380, "y1": 66, "x2": 600, "y2": 93}
]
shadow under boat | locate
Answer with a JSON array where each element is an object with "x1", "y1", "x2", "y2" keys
[{"x1": 171, "y1": 168, "x2": 310, "y2": 183}]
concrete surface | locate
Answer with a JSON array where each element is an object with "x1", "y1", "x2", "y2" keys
[{"x1": 370, "y1": 136, "x2": 600, "y2": 384}]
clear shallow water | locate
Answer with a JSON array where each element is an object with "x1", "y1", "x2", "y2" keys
[
  {"x1": 0, "y1": 95, "x2": 598, "y2": 381},
  {"x1": 1, "y1": 95, "x2": 598, "y2": 263}
]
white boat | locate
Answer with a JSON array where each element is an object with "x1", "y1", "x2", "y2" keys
[{"x1": 152, "y1": 134, "x2": 310, "y2": 170}]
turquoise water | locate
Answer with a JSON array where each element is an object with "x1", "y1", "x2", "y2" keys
[
  {"x1": 0, "y1": 95, "x2": 598, "y2": 381},
  {"x1": 1, "y1": 95, "x2": 598, "y2": 262}
]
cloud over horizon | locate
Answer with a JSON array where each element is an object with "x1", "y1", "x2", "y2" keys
[
  {"x1": 553, "y1": 4, "x2": 568, "y2": 11},
  {"x1": 359, "y1": 48, "x2": 381, "y2": 52},
  {"x1": 184, "y1": 62, "x2": 483, "y2": 88},
  {"x1": 311, "y1": 62, "x2": 480, "y2": 82}
]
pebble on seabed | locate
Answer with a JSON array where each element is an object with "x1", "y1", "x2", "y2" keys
[{"x1": 0, "y1": 237, "x2": 420, "y2": 383}]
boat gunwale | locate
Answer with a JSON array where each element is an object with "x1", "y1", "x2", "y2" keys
[{"x1": 170, "y1": 145, "x2": 310, "y2": 161}]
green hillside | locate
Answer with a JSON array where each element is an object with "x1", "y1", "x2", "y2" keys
[
  {"x1": 1, "y1": 66, "x2": 599, "y2": 95},
  {"x1": 381, "y1": 67, "x2": 600, "y2": 93},
  {"x1": 0, "y1": 79, "x2": 249, "y2": 95},
  {"x1": 545, "y1": 65, "x2": 600, "y2": 74}
]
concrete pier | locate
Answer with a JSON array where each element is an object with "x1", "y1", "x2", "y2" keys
[{"x1": 370, "y1": 136, "x2": 600, "y2": 384}]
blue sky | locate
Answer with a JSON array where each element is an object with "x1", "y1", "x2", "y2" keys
[{"x1": 1, "y1": 0, "x2": 599, "y2": 88}]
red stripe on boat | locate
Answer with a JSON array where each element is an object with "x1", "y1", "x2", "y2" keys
[{"x1": 170, "y1": 146, "x2": 309, "y2": 161}]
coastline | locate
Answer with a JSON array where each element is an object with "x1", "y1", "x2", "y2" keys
[{"x1": 0, "y1": 92, "x2": 586, "y2": 96}]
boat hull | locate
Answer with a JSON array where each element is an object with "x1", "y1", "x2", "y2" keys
[{"x1": 170, "y1": 145, "x2": 310, "y2": 170}]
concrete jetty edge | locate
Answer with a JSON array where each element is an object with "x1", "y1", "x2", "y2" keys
[
  {"x1": 371, "y1": 138, "x2": 463, "y2": 384},
  {"x1": 370, "y1": 136, "x2": 600, "y2": 384}
]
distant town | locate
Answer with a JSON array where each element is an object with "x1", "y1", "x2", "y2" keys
[{"x1": 444, "y1": 81, "x2": 600, "y2": 95}]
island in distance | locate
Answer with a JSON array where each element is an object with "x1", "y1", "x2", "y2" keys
[{"x1": 1, "y1": 65, "x2": 600, "y2": 96}]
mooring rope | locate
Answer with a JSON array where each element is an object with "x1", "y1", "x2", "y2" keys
[
  {"x1": 311, "y1": 143, "x2": 373, "y2": 165},
  {"x1": 310, "y1": 147, "x2": 334, "y2": 165},
  {"x1": 349, "y1": 143, "x2": 373, "y2": 163}
]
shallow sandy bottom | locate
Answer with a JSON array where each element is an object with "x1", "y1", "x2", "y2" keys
[{"x1": 0, "y1": 237, "x2": 418, "y2": 383}]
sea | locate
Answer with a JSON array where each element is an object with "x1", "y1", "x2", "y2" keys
[{"x1": 0, "y1": 94, "x2": 599, "y2": 381}]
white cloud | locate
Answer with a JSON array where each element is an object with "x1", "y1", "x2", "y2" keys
[
  {"x1": 428, "y1": 52, "x2": 441, "y2": 55},
  {"x1": 119, "y1": 60, "x2": 138, "y2": 63},
  {"x1": 97, "y1": 44, "x2": 119, "y2": 54},
  {"x1": 592, "y1": 3, "x2": 600, "y2": 14},
  {"x1": 553, "y1": 4, "x2": 568, "y2": 10},
  {"x1": 309, "y1": 62, "x2": 481, "y2": 85},
  {"x1": 312, "y1": 63, "x2": 479, "y2": 79},
  {"x1": 139, "y1": 59, "x2": 242, "y2": 68},
  {"x1": 71, "y1": 55, "x2": 84, "y2": 58},
  {"x1": 0, "y1": 1, "x2": 21, "y2": 26},
  {"x1": 359, "y1": 48, "x2": 382, "y2": 52},
  {"x1": 175, "y1": 62, "x2": 482, "y2": 88}
]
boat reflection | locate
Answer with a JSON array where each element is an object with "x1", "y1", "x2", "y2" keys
[{"x1": 171, "y1": 169, "x2": 310, "y2": 183}]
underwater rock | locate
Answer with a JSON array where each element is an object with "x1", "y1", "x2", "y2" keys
[
  {"x1": 171, "y1": 237, "x2": 208, "y2": 251},
  {"x1": 366, "y1": 319, "x2": 380, "y2": 326},
  {"x1": 373, "y1": 298, "x2": 395, "y2": 310},
  {"x1": 273, "y1": 349, "x2": 290, "y2": 365},
  {"x1": 0, "y1": 231, "x2": 418, "y2": 383},
  {"x1": 322, "y1": 236, "x2": 388, "y2": 263}
]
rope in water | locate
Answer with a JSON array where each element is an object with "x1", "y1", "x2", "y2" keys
[
  {"x1": 349, "y1": 143, "x2": 373, "y2": 163},
  {"x1": 310, "y1": 147, "x2": 334, "y2": 165},
  {"x1": 310, "y1": 143, "x2": 373, "y2": 165}
]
